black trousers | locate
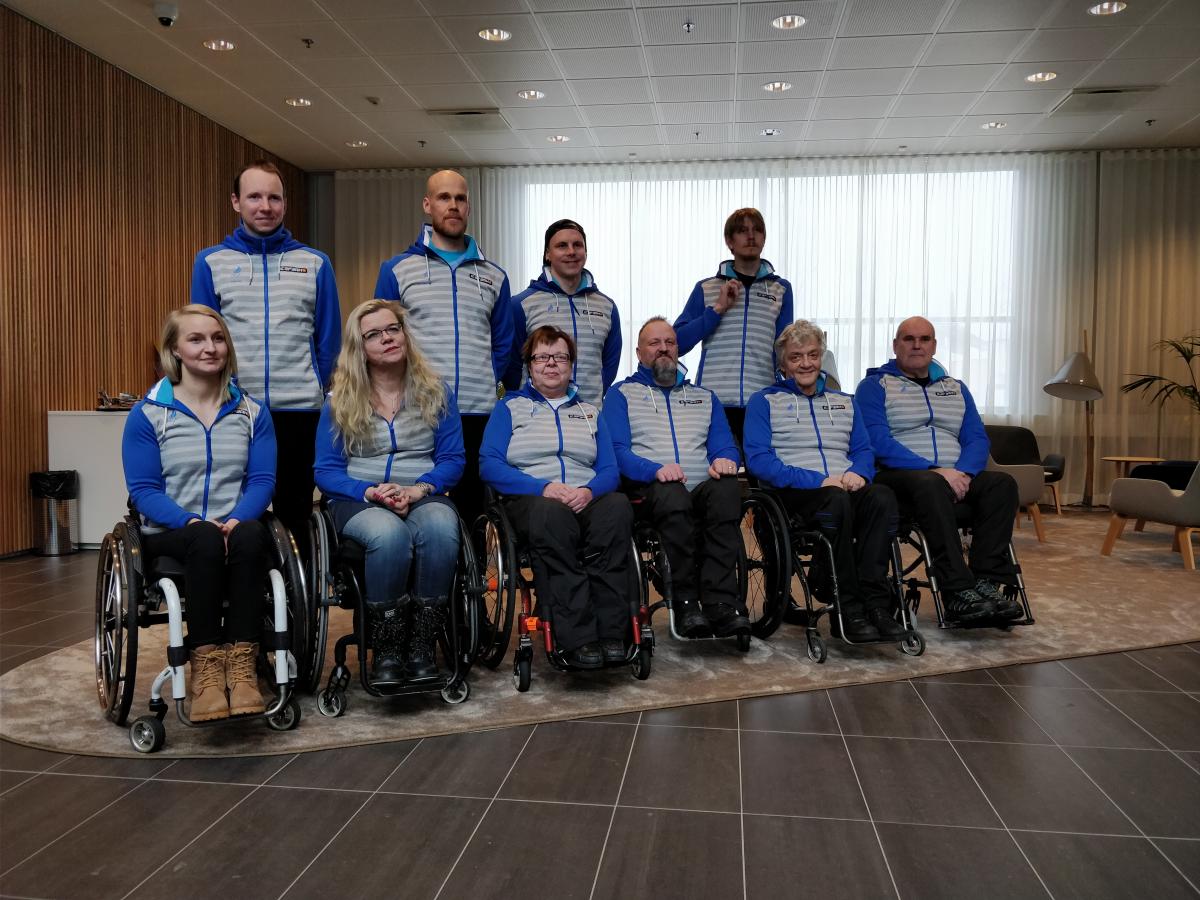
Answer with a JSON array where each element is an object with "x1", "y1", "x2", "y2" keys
[
  {"x1": 505, "y1": 493, "x2": 633, "y2": 652},
  {"x1": 452, "y1": 414, "x2": 489, "y2": 532},
  {"x1": 142, "y1": 520, "x2": 269, "y2": 647},
  {"x1": 875, "y1": 468, "x2": 1017, "y2": 592},
  {"x1": 628, "y1": 477, "x2": 742, "y2": 612},
  {"x1": 272, "y1": 410, "x2": 319, "y2": 562},
  {"x1": 724, "y1": 405, "x2": 746, "y2": 450},
  {"x1": 776, "y1": 484, "x2": 898, "y2": 615}
]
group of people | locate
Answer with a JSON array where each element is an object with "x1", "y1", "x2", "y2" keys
[{"x1": 122, "y1": 161, "x2": 1022, "y2": 719}]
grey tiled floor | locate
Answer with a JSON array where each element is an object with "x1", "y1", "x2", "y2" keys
[{"x1": 2, "y1": 552, "x2": 1200, "y2": 898}]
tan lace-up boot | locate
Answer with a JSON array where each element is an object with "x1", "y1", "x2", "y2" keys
[
  {"x1": 188, "y1": 644, "x2": 229, "y2": 721},
  {"x1": 226, "y1": 642, "x2": 266, "y2": 716}
]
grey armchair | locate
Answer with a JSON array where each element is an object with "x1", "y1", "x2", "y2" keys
[
  {"x1": 1101, "y1": 464, "x2": 1200, "y2": 570},
  {"x1": 987, "y1": 456, "x2": 1047, "y2": 543}
]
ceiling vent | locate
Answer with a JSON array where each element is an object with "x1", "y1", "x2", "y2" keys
[
  {"x1": 1049, "y1": 86, "x2": 1157, "y2": 116},
  {"x1": 426, "y1": 108, "x2": 510, "y2": 132}
]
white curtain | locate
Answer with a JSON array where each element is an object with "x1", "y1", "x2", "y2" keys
[{"x1": 333, "y1": 150, "x2": 1200, "y2": 503}]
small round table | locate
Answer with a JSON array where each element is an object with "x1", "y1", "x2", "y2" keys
[{"x1": 1102, "y1": 455, "x2": 1165, "y2": 479}]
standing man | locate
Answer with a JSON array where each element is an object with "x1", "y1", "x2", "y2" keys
[
  {"x1": 374, "y1": 170, "x2": 512, "y2": 526},
  {"x1": 602, "y1": 317, "x2": 748, "y2": 639},
  {"x1": 674, "y1": 208, "x2": 793, "y2": 443},
  {"x1": 191, "y1": 159, "x2": 341, "y2": 558},
  {"x1": 855, "y1": 316, "x2": 1022, "y2": 624}
]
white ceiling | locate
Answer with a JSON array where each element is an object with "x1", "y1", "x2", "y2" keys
[{"x1": 9, "y1": 0, "x2": 1200, "y2": 169}]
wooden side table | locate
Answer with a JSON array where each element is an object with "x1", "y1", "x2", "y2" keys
[{"x1": 1102, "y1": 455, "x2": 1165, "y2": 480}]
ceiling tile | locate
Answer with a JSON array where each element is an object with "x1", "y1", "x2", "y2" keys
[
  {"x1": 730, "y1": 141, "x2": 803, "y2": 158},
  {"x1": 829, "y1": 35, "x2": 929, "y2": 69},
  {"x1": 937, "y1": 134, "x2": 1013, "y2": 152},
  {"x1": 891, "y1": 92, "x2": 980, "y2": 116},
  {"x1": 652, "y1": 74, "x2": 734, "y2": 102},
  {"x1": 1152, "y1": 0, "x2": 1200, "y2": 27},
  {"x1": 662, "y1": 144, "x2": 735, "y2": 159},
  {"x1": 463, "y1": 51, "x2": 560, "y2": 82},
  {"x1": 319, "y1": 0, "x2": 427, "y2": 15},
  {"x1": 921, "y1": 30, "x2": 1032, "y2": 66},
  {"x1": 811, "y1": 95, "x2": 894, "y2": 119},
  {"x1": 906, "y1": 64, "x2": 1003, "y2": 93},
  {"x1": 1015, "y1": 27, "x2": 1136, "y2": 62},
  {"x1": 734, "y1": 122, "x2": 800, "y2": 140},
  {"x1": 537, "y1": 10, "x2": 639, "y2": 48},
  {"x1": 799, "y1": 138, "x2": 872, "y2": 155},
  {"x1": 451, "y1": 130, "x2": 531, "y2": 149},
  {"x1": 571, "y1": 77, "x2": 653, "y2": 104},
  {"x1": 211, "y1": 0, "x2": 332, "y2": 25},
  {"x1": 738, "y1": 40, "x2": 831, "y2": 73},
  {"x1": 1111, "y1": 26, "x2": 1200, "y2": 59},
  {"x1": 556, "y1": 47, "x2": 646, "y2": 78},
  {"x1": 663, "y1": 123, "x2": 732, "y2": 142},
  {"x1": 646, "y1": 43, "x2": 735, "y2": 76},
  {"x1": 1030, "y1": 112, "x2": 1121, "y2": 133},
  {"x1": 527, "y1": 0, "x2": 631, "y2": 9},
  {"x1": 736, "y1": 72, "x2": 821, "y2": 99},
  {"x1": 736, "y1": 98, "x2": 813, "y2": 121},
  {"x1": 877, "y1": 116, "x2": 959, "y2": 137},
  {"x1": 598, "y1": 145, "x2": 663, "y2": 160},
  {"x1": 103, "y1": 0, "x2": 235, "y2": 30},
  {"x1": 806, "y1": 118, "x2": 879, "y2": 139},
  {"x1": 323, "y1": 85, "x2": 421, "y2": 112},
  {"x1": 869, "y1": 136, "x2": 945, "y2": 152},
  {"x1": 820, "y1": 68, "x2": 912, "y2": 96},
  {"x1": 989, "y1": 60, "x2": 1100, "y2": 91},
  {"x1": 291, "y1": 56, "x2": 392, "y2": 86},
  {"x1": 521, "y1": 127, "x2": 595, "y2": 145},
  {"x1": 438, "y1": 14, "x2": 546, "y2": 52},
  {"x1": 1046, "y1": 0, "x2": 1168, "y2": 28},
  {"x1": 581, "y1": 104, "x2": 658, "y2": 126},
  {"x1": 376, "y1": 54, "x2": 478, "y2": 85},
  {"x1": 430, "y1": 0, "x2": 526, "y2": 14},
  {"x1": 1089, "y1": 108, "x2": 1196, "y2": 142},
  {"x1": 941, "y1": 0, "x2": 1052, "y2": 32},
  {"x1": 1006, "y1": 133, "x2": 1095, "y2": 151},
  {"x1": 593, "y1": 124, "x2": 662, "y2": 145},
  {"x1": 970, "y1": 89, "x2": 1062, "y2": 115},
  {"x1": 1131, "y1": 82, "x2": 1200, "y2": 110},
  {"x1": 840, "y1": 0, "x2": 948, "y2": 36},
  {"x1": 500, "y1": 105, "x2": 584, "y2": 128},
  {"x1": 339, "y1": 18, "x2": 453, "y2": 54},
  {"x1": 354, "y1": 108, "x2": 443, "y2": 132},
  {"x1": 738, "y1": 1, "x2": 841, "y2": 41},
  {"x1": 638, "y1": 6, "x2": 735, "y2": 44},
  {"x1": 489, "y1": 80, "x2": 573, "y2": 104},
  {"x1": 658, "y1": 101, "x2": 732, "y2": 124},
  {"x1": 953, "y1": 112, "x2": 1043, "y2": 134},
  {"x1": 1079, "y1": 57, "x2": 1193, "y2": 87},
  {"x1": 402, "y1": 82, "x2": 498, "y2": 107},
  {"x1": 250, "y1": 21, "x2": 366, "y2": 59}
]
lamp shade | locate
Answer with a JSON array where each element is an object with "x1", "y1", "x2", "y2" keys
[{"x1": 1044, "y1": 351, "x2": 1103, "y2": 401}]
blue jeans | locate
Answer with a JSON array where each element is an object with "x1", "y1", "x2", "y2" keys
[{"x1": 332, "y1": 497, "x2": 460, "y2": 608}]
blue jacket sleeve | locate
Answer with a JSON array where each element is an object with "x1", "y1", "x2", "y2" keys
[
  {"x1": 417, "y1": 391, "x2": 466, "y2": 493},
  {"x1": 503, "y1": 296, "x2": 528, "y2": 391},
  {"x1": 954, "y1": 382, "x2": 990, "y2": 476},
  {"x1": 846, "y1": 403, "x2": 876, "y2": 482},
  {"x1": 706, "y1": 395, "x2": 741, "y2": 466},
  {"x1": 189, "y1": 249, "x2": 220, "y2": 311},
  {"x1": 479, "y1": 400, "x2": 549, "y2": 496},
  {"x1": 672, "y1": 281, "x2": 721, "y2": 355},
  {"x1": 743, "y1": 393, "x2": 826, "y2": 490},
  {"x1": 853, "y1": 376, "x2": 934, "y2": 470},
  {"x1": 585, "y1": 417, "x2": 619, "y2": 497},
  {"x1": 600, "y1": 386, "x2": 661, "y2": 484},
  {"x1": 601, "y1": 303, "x2": 622, "y2": 395},
  {"x1": 228, "y1": 407, "x2": 276, "y2": 522},
  {"x1": 374, "y1": 257, "x2": 400, "y2": 300},
  {"x1": 122, "y1": 403, "x2": 201, "y2": 529},
  {"x1": 313, "y1": 401, "x2": 374, "y2": 503},
  {"x1": 490, "y1": 272, "x2": 514, "y2": 385},
  {"x1": 314, "y1": 255, "x2": 341, "y2": 389}
]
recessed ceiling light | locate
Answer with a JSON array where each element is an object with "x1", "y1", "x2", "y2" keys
[
  {"x1": 202, "y1": 38, "x2": 236, "y2": 51},
  {"x1": 478, "y1": 27, "x2": 512, "y2": 41},
  {"x1": 516, "y1": 89, "x2": 545, "y2": 100},
  {"x1": 285, "y1": 97, "x2": 312, "y2": 107},
  {"x1": 771, "y1": 14, "x2": 806, "y2": 29},
  {"x1": 1025, "y1": 71, "x2": 1058, "y2": 83},
  {"x1": 547, "y1": 134, "x2": 570, "y2": 143},
  {"x1": 762, "y1": 81, "x2": 793, "y2": 93},
  {"x1": 981, "y1": 121, "x2": 1007, "y2": 129},
  {"x1": 345, "y1": 140, "x2": 368, "y2": 148},
  {"x1": 1088, "y1": 1, "x2": 1127, "y2": 14},
  {"x1": 760, "y1": 128, "x2": 782, "y2": 137}
]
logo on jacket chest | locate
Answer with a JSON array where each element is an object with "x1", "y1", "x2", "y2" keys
[
  {"x1": 280, "y1": 265, "x2": 309, "y2": 274},
  {"x1": 933, "y1": 390, "x2": 959, "y2": 398},
  {"x1": 466, "y1": 272, "x2": 494, "y2": 288}
]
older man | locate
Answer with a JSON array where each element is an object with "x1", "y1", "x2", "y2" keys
[
  {"x1": 601, "y1": 317, "x2": 746, "y2": 638},
  {"x1": 855, "y1": 316, "x2": 1021, "y2": 624}
]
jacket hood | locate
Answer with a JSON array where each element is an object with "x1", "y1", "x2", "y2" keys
[
  {"x1": 772, "y1": 372, "x2": 830, "y2": 396},
  {"x1": 144, "y1": 377, "x2": 246, "y2": 413},
  {"x1": 868, "y1": 358, "x2": 950, "y2": 382},
  {"x1": 222, "y1": 224, "x2": 302, "y2": 255},
  {"x1": 717, "y1": 259, "x2": 776, "y2": 281},
  {"x1": 407, "y1": 223, "x2": 483, "y2": 263},
  {"x1": 528, "y1": 267, "x2": 597, "y2": 296},
  {"x1": 516, "y1": 380, "x2": 580, "y2": 405}
]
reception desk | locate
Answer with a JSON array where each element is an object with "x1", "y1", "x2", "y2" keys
[{"x1": 47, "y1": 410, "x2": 129, "y2": 548}]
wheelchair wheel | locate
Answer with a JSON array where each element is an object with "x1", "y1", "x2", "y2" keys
[
  {"x1": 441, "y1": 679, "x2": 470, "y2": 704},
  {"x1": 95, "y1": 525, "x2": 140, "y2": 726},
  {"x1": 739, "y1": 490, "x2": 790, "y2": 640},
  {"x1": 266, "y1": 696, "x2": 302, "y2": 731},
  {"x1": 475, "y1": 510, "x2": 517, "y2": 670},
  {"x1": 265, "y1": 514, "x2": 309, "y2": 689},
  {"x1": 129, "y1": 715, "x2": 165, "y2": 754},
  {"x1": 454, "y1": 516, "x2": 483, "y2": 666},
  {"x1": 900, "y1": 630, "x2": 926, "y2": 656},
  {"x1": 317, "y1": 688, "x2": 346, "y2": 718},
  {"x1": 303, "y1": 510, "x2": 333, "y2": 693},
  {"x1": 514, "y1": 654, "x2": 532, "y2": 692},
  {"x1": 807, "y1": 631, "x2": 827, "y2": 664},
  {"x1": 632, "y1": 648, "x2": 652, "y2": 681}
]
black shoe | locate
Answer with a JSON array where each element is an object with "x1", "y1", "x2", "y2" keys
[
  {"x1": 565, "y1": 642, "x2": 604, "y2": 669},
  {"x1": 600, "y1": 638, "x2": 626, "y2": 663},
  {"x1": 868, "y1": 607, "x2": 908, "y2": 638},
  {"x1": 974, "y1": 579, "x2": 1023, "y2": 620},
  {"x1": 678, "y1": 605, "x2": 712, "y2": 638},
  {"x1": 707, "y1": 603, "x2": 751, "y2": 637},
  {"x1": 837, "y1": 611, "x2": 880, "y2": 642},
  {"x1": 406, "y1": 601, "x2": 445, "y2": 682},
  {"x1": 944, "y1": 588, "x2": 997, "y2": 624},
  {"x1": 369, "y1": 605, "x2": 407, "y2": 685}
]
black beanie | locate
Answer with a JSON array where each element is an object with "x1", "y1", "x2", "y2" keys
[{"x1": 543, "y1": 219, "x2": 586, "y2": 263}]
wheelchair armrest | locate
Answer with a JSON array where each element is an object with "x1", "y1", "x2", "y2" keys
[{"x1": 1042, "y1": 454, "x2": 1065, "y2": 480}]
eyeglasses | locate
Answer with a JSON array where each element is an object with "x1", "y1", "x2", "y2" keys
[
  {"x1": 530, "y1": 352, "x2": 571, "y2": 366},
  {"x1": 362, "y1": 323, "x2": 403, "y2": 343}
]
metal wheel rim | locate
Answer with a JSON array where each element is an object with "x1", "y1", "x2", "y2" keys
[
  {"x1": 130, "y1": 720, "x2": 157, "y2": 752},
  {"x1": 94, "y1": 536, "x2": 124, "y2": 713}
]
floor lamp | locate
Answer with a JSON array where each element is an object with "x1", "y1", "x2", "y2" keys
[{"x1": 1044, "y1": 330, "x2": 1104, "y2": 507}]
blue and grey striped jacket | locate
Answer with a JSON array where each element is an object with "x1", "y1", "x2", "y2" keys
[
  {"x1": 744, "y1": 375, "x2": 874, "y2": 490},
  {"x1": 602, "y1": 364, "x2": 739, "y2": 491},
  {"x1": 313, "y1": 388, "x2": 465, "y2": 503},
  {"x1": 374, "y1": 225, "x2": 513, "y2": 416},
  {"x1": 480, "y1": 383, "x2": 618, "y2": 497},
  {"x1": 191, "y1": 224, "x2": 340, "y2": 411},
  {"x1": 854, "y1": 359, "x2": 990, "y2": 475},
  {"x1": 122, "y1": 379, "x2": 276, "y2": 533},
  {"x1": 674, "y1": 260, "x2": 794, "y2": 408},
  {"x1": 505, "y1": 268, "x2": 622, "y2": 406}
]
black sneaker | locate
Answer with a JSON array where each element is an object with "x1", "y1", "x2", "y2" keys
[
  {"x1": 707, "y1": 603, "x2": 751, "y2": 637},
  {"x1": 868, "y1": 607, "x2": 908, "y2": 638},
  {"x1": 838, "y1": 611, "x2": 880, "y2": 642},
  {"x1": 600, "y1": 638, "x2": 626, "y2": 663},
  {"x1": 564, "y1": 642, "x2": 604, "y2": 670},
  {"x1": 678, "y1": 605, "x2": 712, "y2": 638},
  {"x1": 944, "y1": 588, "x2": 997, "y2": 623},
  {"x1": 974, "y1": 579, "x2": 1023, "y2": 620}
]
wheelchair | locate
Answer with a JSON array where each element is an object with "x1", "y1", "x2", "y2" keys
[
  {"x1": 472, "y1": 491, "x2": 654, "y2": 692},
  {"x1": 306, "y1": 498, "x2": 482, "y2": 716},
  {"x1": 93, "y1": 511, "x2": 305, "y2": 754},
  {"x1": 738, "y1": 483, "x2": 925, "y2": 663},
  {"x1": 896, "y1": 506, "x2": 1035, "y2": 631}
]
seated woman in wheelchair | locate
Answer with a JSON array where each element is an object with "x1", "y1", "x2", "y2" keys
[
  {"x1": 314, "y1": 300, "x2": 465, "y2": 685},
  {"x1": 743, "y1": 320, "x2": 904, "y2": 643},
  {"x1": 121, "y1": 304, "x2": 276, "y2": 722},
  {"x1": 480, "y1": 325, "x2": 634, "y2": 670}
]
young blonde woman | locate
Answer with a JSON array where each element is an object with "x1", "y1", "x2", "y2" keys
[
  {"x1": 122, "y1": 304, "x2": 276, "y2": 721},
  {"x1": 314, "y1": 300, "x2": 465, "y2": 684}
]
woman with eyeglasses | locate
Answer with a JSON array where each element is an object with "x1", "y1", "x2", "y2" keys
[
  {"x1": 314, "y1": 300, "x2": 465, "y2": 684},
  {"x1": 481, "y1": 324, "x2": 634, "y2": 670}
]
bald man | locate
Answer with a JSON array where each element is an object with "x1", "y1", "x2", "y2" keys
[
  {"x1": 855, "y1": 317, "x2": 1021, "y2": 625},
  {"x1": 375, "y1": 170, "x2": 513, "y2": 525}
]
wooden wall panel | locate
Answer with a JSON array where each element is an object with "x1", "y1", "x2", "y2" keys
[{"x1": 0, "y1": 7, "x2": 309, "y2": 555}]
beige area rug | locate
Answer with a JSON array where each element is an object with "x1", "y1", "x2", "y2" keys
[{"x1": 1, "y1": 510, "x2": 1197, "y2": 758}]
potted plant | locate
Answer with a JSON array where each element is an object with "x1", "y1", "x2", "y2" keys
[{"x1": 1121, "y1": 334, "x2": 1200, "y2": 414}]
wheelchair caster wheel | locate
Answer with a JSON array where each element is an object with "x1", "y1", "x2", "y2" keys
[
  {"x1": 514, "y1": 656, "x2": 532, "y2": 693},
  {"x1": 317, "y1": 689, "x2": 346, "y2": 718},
  {"x1": 900, "y1": 631, "x2": 926, "y2": 657},
  {"x1": 806, "y1": 633, "x2": 827, "y2": 664},
  {"x1": 441, "y1": 680, "x2": 470, "y2": 705},
  {"x1": 129, "y1": 716, "x2": 166, "y2": 754},
  {"x1": 632, "y1": 649, "x2": 652, "y2": 681},
  {"x1": 266, "y1": 697, "x2": 302, "y2": 731},
  {"x1": 736, "y1": 632, "x2": 751, "y2": 652}
]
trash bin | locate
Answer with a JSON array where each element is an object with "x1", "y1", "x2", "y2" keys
[{"x1": 30, "y1": 470, "x2": 79, "y2": 556}]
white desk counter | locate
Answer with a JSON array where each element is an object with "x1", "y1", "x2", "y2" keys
[{"x1": 48, "y1": 410, "x2": 129, "y2": 548}]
